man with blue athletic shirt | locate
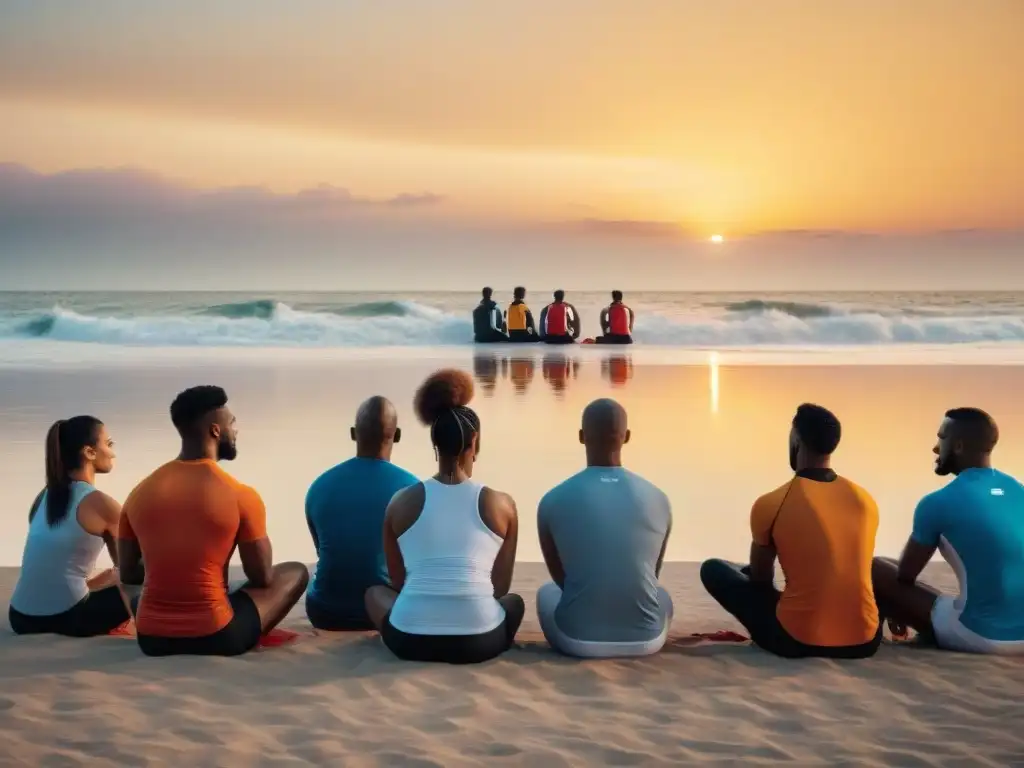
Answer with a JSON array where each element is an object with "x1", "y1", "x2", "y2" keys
[{"x1": 872, "y1": 407, "x2": 1024, "y2": 654}]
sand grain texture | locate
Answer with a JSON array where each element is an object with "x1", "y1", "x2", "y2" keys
[{"x1": 2, "y1": 564, "x2": 1022, "y2": 767}]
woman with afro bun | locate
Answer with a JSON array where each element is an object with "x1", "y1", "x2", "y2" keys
[{"x1": 364, "y1": 369, "x2": 524, "y2": 663}]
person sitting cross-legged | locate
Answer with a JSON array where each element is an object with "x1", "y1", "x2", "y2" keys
[
  {"x1": 536, "y1": 398, "x2": 674, "y2": 658},
  {"x1": 700, "y1": 403, "x2": 882, "y2": 659}
]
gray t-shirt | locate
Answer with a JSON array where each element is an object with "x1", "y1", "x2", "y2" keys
[{"x1": 538, "y1": 466, "x2": 672, "y2": 642}]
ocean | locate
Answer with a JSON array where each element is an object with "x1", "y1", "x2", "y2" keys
[
  {"x1": 2, "y1": 289, "x2": 1024, "y2": 567},
  {"x1": 3, "y1": 290, "x2": 1024, "y2": 350}
]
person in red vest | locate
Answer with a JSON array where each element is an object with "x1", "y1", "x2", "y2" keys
[
  {"x1": 596, "y1": 290, "x2": 634, "y2": 344},
  {"x1": 540, "y1": 290, "x2": 581, "y2": 345}
]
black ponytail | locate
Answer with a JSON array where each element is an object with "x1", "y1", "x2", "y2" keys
[{"x1": 43, "y1": 416, "x2": 103, "y2": 527}]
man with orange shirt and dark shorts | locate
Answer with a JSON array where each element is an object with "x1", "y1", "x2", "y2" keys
[
  {"x1": 699, "y1": 403, "x2": 882, "y2": 658},
  {"x1": 117, "y1": 385, "x2": 309, "y2": 656}
]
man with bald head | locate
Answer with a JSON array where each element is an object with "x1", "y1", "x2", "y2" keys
[
  {"x1": 873, "y1": 407, "x2": 1024, "y2": 654},
  {"x1": 536, "y1": 398, "x2": 673, "y2": 657},
  {"x1": 304, "y1": 396, "x2": 418, "y2": 630}
]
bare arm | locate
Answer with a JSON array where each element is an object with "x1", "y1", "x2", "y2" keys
[
  {"x1": 748, "y1": 540, "x2": 777, "y2": 584},
  {"x1": 238, "y1": 538, "x2": 273, "y2": 588},
  {"x1": 628, "y1": 306, "x2": 635, "y2": 333},
  {"x1": 117, "y1": 539, "x2": 145, "y2": 586},
  {"x1": 600, "y1": 307, "x2": 609, "y2": 335},
  {"x1": 655, "y1": 515, "x2": 672, "y2": 579},
  {"x1": 78, "y1": 491, "x2": 124, "y2": 566},
  {"x1": 382, "y1": 486, "x2": 420, "y2": 592},
  {"x1": 538, "y1": 521, "x2": 565, "y2": 589},
  {"x1": 897, "y1": 537, "x2": 936, "y2": 586},
  {"x1": 570, "y1": 304, "x2": 581, "y2": 338},
  {"x1": 484, "y1": 489, "x2": 518, "y2": 598}
]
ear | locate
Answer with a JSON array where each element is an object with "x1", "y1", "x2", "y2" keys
[
  {"x1": 394, "y1": 427, "x2": 402, "y2": 443},
  {"x1": 82, "y1": 444, "x2": 98, "y2": 462},
  {"x1": 350, "y1": 426, "x2": 356, "y2": 442},
  {"x1": 578, "y1": 429, "x2": 585, "y2": 445},
  {"x1": 209, "y1": 422, "x2": 222, "y2": 441},
  {"x1": 623, "y1": 429, "x2": 631, "y2": 445}
]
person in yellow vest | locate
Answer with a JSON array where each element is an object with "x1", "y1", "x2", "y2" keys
[{"x1": 505, "y1": 286, "x2": 540, "y2": 343}]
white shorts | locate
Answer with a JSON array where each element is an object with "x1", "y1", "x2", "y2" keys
[
  {"x1": 931, "y1": 595, "x2": 1024, "y2": 655},
  {"x1": 536, "y1": 581, "x2": 673, "y2": 659}
]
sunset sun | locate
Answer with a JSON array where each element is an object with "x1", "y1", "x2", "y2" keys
[{"x1": 710, "y1": 234, "x2": 724, "y2": 244}]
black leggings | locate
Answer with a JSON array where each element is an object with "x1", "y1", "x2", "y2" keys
[
  {"x1": 9, "y1": 586, "x2": 130, "y2": 637},
  {"x1": 595, "y1": 334, "x2": 633, "y2": 345},
  {"x1": 700, "y1": 559, "x2": 881, "y2": 659},
  {"x1": 543, "y1": 336, "x2": 575, "y2": 345},
  {"x1": 381, "y1": 594, "x2": 525, "y2": 664},
  {"x1": 508, "y1": 330, "x2": 540, "y2": 343},
  {"x1": 135, "y1": 591, "x2": 263, "y2": 657}
]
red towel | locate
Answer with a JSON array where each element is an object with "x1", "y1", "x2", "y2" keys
[
  {"x1": 689, "y1": 630, "x2": 749, "y2": 643},
  {"x1": 257, "y1": 628, "x2": 300, "y2": 649},
  {"x1": 107, "y1": 620, "x2": 135, "y2": 637}
]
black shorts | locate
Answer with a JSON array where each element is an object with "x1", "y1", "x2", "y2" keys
[
  {"x1": 595, "y1": 334, "x2": 633, "y2": 345},
  {"x1": 507, "y1": 330, "x2": 540, "y2": 343},
  {"x1": 381, "y1": 614, "x2": 515, "y2": 664},
  {"x1": 135, "y1": 591, "x2": 263, "y2": 657},
  {"x1": 305, "y1": 594, "x2": 374, "y2": 632},
  {"x1": 543, "y1": 335, "x2": 575, "y2": 345},
  {"x1": 9, "y1": 585, "x2": 130, "y2": 637},
  {"x1": 700, "y1": 559, "x2": 882, "y2": 659}
]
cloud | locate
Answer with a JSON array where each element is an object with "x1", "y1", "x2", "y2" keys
[
  {"x1": 0, "y1": 163, "x2": 446, "y2": 227},
  {"x1": 554, "y1": 218, "x2": 686, "y2": 239}
]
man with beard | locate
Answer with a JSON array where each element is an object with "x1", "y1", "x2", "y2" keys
[
  {"x1": 699, "y1": 403, "x2": 882, "y2": 658},
  {"x1": 117, "y1": 385, "x2": 308, "y2": 656},
  {"x1": 872, "y1": 408, "x2": 1024, "y2": 655}
]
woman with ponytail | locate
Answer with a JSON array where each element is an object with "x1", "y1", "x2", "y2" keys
[
  {"x1": 364, "y1": 369, "x2": 524, "y2": 663},
  {"x1": 9, "y1": 416, "x2": 132, "y2": 636}
]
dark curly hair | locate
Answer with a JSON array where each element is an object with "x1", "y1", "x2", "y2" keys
[{"x1": 414, "y1": 369, "x2": 480, "y2": 458}]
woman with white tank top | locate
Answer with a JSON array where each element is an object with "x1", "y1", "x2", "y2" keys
[
  {"x1": 9, "y1": 416, "x2": 131, "y2": 637},
  {"x1": 365, "y1": 369, "x2": 524, "y2": 663}
]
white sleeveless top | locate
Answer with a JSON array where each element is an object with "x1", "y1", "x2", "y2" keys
[
  {"x1": 388, "y1": 478, "x2": 506, "y2": 635},
  {"x1": 10, "y1": 482, "x2": 106, "y2": 616}
]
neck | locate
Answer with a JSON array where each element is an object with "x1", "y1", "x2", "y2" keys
[
  {"x1": 68, "y1": 465, "x2": 95, "y2": 485},
  {"x1": 958, "y1": 455, "x2": 992, "y2": 473},
  {"x1": 436, "y1": 456, "x2": 470, "y2": 483},
  {"x1": 356, "y1": 444, "x2": 391, "y2": 461},
  {"x1": 178, "y1": 441, "x2": 216, "y2": 462},
  {"x1": 586, "y1": 448, "x2": 623, "y2": 468}
]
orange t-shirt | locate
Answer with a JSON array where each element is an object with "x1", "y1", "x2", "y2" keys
[
  {"x1": 118, "y1": 459, "x2": 267, "y2": 637},
  {"x1": 750, "y1": 474, "x2": 879, "y2": 647}
]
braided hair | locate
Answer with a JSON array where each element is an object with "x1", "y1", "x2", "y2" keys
[{"x1": 414, "y1": 369, "x2": 480, "y2": 467}]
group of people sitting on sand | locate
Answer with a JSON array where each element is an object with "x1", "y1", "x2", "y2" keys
[
  {"x1": 473, "y1": 287, "x2": 635, "y2": 345},
  {"x1": 9, "y1": 369, "x2": 1024, "y2": 663}
]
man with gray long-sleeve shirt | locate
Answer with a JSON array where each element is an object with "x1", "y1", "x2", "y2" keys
[{"x1": 537, "y1": 398, "x2": 673, "y2": 657}]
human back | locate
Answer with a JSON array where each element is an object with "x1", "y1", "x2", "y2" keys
[
  {"x1": 539, "y1": 466, "x2": 671, "y2": 642},
  {"x1": 306, "y1": 456, "x2": 417, "y2": 623},
  {"x1": 758, "y1": 473, "x2": 879, "y2": 646},
  {"x1": 123, "y1": 458, "x2": 264, "y2": 636},
  {"x1": 915, "y1": 467, "x2": 1024, "y2": 640}
]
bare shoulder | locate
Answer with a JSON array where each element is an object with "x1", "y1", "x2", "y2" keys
[
  {"x1": 82, "y1": 489, "x2": 122, "y2": 519},
  {"x1": 387, "y1": 481, "x2": 425, "y2": 533},
  {"x1": 481, "y1": 486, "x2": 518, "y2": 518}
]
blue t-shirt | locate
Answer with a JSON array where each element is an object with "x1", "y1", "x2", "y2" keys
[
  {"x1": 305, "y1": 458, "x2": 418, "y2": 622},
  {"x1": 911, "y1": 467, "x2": 1024, "y2": 641}
]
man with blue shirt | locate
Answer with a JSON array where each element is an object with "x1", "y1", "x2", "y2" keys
[
  {"x1": 536, "y1": 398, "x2": 673, "y2": 658},
  {"x1": 873, "y1": 407, "x2": 1024, "y2": 654},
  {"x1": 305, "y1": 396, "x2": 417, "y2": 630}
]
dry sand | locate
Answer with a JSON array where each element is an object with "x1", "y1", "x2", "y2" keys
[{"x1": 2, "y1": 563, "x2": 1022, "y2": 767}]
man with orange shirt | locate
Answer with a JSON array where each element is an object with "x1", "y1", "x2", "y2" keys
[
  {"x1": 699, "y1": 403, "x2": 882, "y2": 658},
  {"x1": 117, "y1": 385, "x2": 308, "y2": 656}
]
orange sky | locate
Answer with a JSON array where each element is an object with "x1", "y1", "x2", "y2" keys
[{"x1": 1, "y1": 1, "x2": 1022, "y2": 234}]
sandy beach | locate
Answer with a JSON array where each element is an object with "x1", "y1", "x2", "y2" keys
[{"x1": 2, "y1": 562, "x2": 1021, "y2": 766}]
